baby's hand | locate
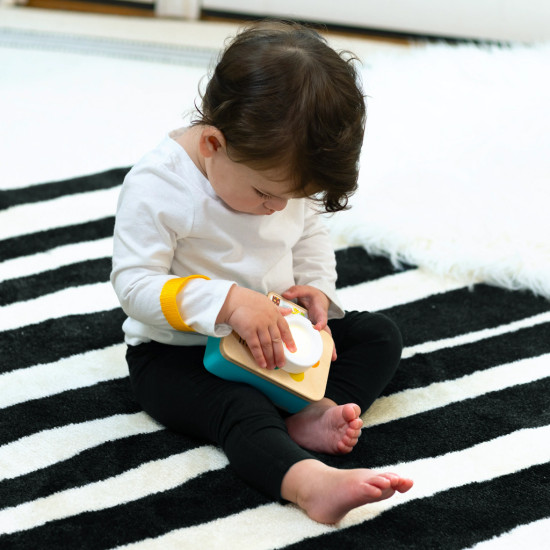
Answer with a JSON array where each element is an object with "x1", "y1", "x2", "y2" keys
[
  {"x1": 282, "y1": 285, "x2": 329, "y2": 330},
  {"x1": 282, "y1": 285, "x2": 337, "y2": 361},
  {"x1": 217, "y1": 286, "x2": 296, "y2": 369}
]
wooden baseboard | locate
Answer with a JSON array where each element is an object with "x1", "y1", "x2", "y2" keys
[{"x1": 25, "y1": 0, "x2": 155, "y2": 17}]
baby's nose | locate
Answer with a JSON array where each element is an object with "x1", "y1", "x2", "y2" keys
[{"x1": 266, "y1": 197, "x2": 288, "y2": 211}]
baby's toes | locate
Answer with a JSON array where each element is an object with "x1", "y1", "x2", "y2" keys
[
  {"x1": 396, "y1": 478, "x2": 414, "y2": 492},
  {"x1": 379, "y1": 473, "x2": 412, "y2": 493},
  {"x1": 346, "y1": 425, "x2": 362, "y2": 441},
  {"x1": 342, "y1": 403, "x2": 361, "y2": 423},
  {"x1": 336, "y1": 440, "x2": 354, "y2": 453},
  {"x1": 348, "y1": 417, "x2": 363, "y2": 431},
  {"x1": 379, "y1": 473, "x2": 401, "y2": 484},
  {"x1": 340, "y1": 432, "x2": 360, "y2": 450},
  {"x1": 337, "y1": 432, "x2": 360, "y2": 452},
  {"x1": 368, "y1": 475, "x2": 393, "y2": 491}
]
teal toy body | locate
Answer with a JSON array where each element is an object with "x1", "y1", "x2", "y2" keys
[{"x1": 204, "y1": 337, "x2": 310, "y2": 413}]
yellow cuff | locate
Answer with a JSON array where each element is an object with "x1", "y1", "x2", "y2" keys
[{"x1": 160, "y1": 275, "x2": 210, "y2": 332}]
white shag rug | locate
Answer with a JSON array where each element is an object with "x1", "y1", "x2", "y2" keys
[
  {"x1": 1, "y1": 24, "x2": 549, "y2": 297},
  {"x1": 326, "y1": 42, "x2": 550, "y2": 298}
]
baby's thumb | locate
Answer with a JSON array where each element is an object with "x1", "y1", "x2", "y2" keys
[
  {"x1": 281, "y1": 286, "x2": 299, "y2": 300},
  {"x1": 309, "y1": 306, "x2": 327, "y2": 331}
]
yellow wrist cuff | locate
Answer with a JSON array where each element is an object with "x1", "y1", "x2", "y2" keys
[{"x1": 160, "y1": 275, "x2": 210, "y2": 332}]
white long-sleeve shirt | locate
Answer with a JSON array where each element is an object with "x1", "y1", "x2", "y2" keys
[{"x1": 111, "y1": 134, "x2": 344, "y2": 346}]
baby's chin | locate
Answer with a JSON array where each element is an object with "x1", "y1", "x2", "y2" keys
[
  {"x1": 223, "y1": 203, "x2": 272, "y2": 216},
  {"x1": 245, "y1": 209, "x2": 276, "y2": 216}
]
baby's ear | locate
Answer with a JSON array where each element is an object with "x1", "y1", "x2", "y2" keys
[{"x1": 199, "y1": 126, "x2": 226, "y2": 157}]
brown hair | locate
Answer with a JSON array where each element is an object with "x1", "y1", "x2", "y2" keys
[{"x1": 192, "y1": 21, "x2": 366, "y2": 213}]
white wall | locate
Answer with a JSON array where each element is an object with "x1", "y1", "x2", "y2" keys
[
  {"x1": 156, "y1": 0, "x2": 200, "y2": 18},
  {"x1": 199, "y1": 0, "x2": 550, "y2": 42}
]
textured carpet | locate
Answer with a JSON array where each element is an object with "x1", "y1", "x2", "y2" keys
[{"x1": 1, "y1": 169, "x2": 549, "y2": 549}]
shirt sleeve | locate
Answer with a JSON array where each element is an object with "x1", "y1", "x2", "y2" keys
[
  {"x1": 110, "y1": 162, "x2": 236, "y2": 336},
  {"x1": 177, "y1": 277, "x2": 235, "y2": 337},
  {"x1": 291, "y1": 202, "x2": 345, "y2": 319}
]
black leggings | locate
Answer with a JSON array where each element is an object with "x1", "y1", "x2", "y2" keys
[{"x1": 126, "y1": 311, "x2": 402, "y2": 499}]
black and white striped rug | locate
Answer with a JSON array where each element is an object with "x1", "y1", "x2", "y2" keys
[{"x1": 1, "y1": 169, "x2": 549, "y2": 549}]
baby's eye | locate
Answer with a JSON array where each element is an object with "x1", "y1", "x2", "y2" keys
[{"x1": 254, "y1": 188, "x2": 271, "y2": 199}]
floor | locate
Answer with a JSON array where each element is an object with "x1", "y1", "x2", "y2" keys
[{"x1": 0, "y1": 3, "x2": 410, "y2": 56}]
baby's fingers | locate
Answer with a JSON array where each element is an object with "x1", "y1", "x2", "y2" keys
[
  {"x1": 256, "y1": 326, "x2": 286, "y2": 370},
  {"x1": 278, "y1": 316, "x2": 296, "y2": 355},
  {"x1": 246, "y1": 334, "x2": 268, "y2": 369},
  {"x1": 269, "y1": 325, "x2": 286, "y2": 369},
  {"x1": 258, "y1": 328, "x2": 278, "y2": 370},
  {"x1": 309, "y1": 305, "x2": 328, "y2": 331}
]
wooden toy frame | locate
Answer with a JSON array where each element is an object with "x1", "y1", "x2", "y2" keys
[{"x1": 218, "y1": 328, "x2": 334, "y2": 403}]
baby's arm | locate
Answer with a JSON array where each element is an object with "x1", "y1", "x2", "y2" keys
[
  {"x1": 111, "y1": 167, "x2": 233, "y2": 338},
  {"x1": 217, "y1": 286, "x2": 296, "y2": 370}
]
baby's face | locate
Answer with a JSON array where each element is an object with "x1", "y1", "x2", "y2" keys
[{"x1": 207, "y1": 151, "x2": 299, "y2": 215}]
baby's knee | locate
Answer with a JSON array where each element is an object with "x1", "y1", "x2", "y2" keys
[
  {"x1": 370, "y1": 312, "x2": 403, "y2": 354},
  {"x1": 338, "y1": 311, "x2": 403, "y2": 363},
  {"x1": 326, "y1": 312, "x2": 403, "y2": 409},
  {"x1": 359, "y1": 313, "x2": 404, "y2": 392}
]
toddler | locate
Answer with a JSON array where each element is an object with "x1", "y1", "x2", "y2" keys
[{"x1": 111, "y1": 21, "x2": 412, "y2": 524}]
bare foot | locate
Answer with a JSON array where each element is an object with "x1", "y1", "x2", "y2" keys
[
  {"x1": 281, "y1": 459, "x2": 414, "y2": 524},
  {"x1": 285, "y1": 399, "x2": 363, "y2": 454}
]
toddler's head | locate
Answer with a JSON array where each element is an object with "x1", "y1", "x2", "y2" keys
[{"x1": 193, "y1": 21, "x2": 366, "y2": 213}]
